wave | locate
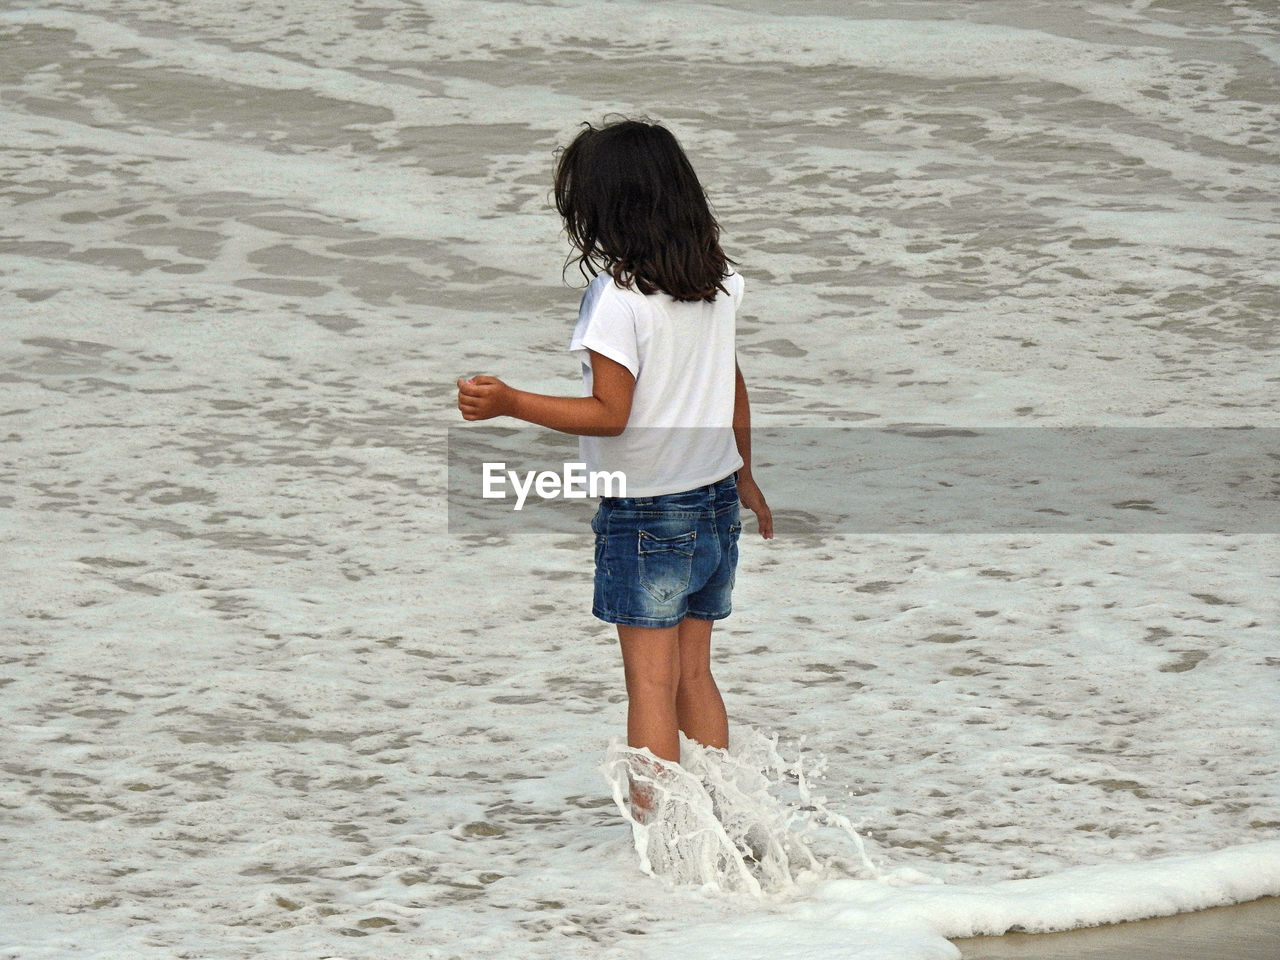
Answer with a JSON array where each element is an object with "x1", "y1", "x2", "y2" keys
[{"x1": 607, "y1": 728, "x2": 1280, "y2": 959}]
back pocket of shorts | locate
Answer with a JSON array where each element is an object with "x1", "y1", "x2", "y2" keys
[{"x1": 637, "y1": 528, "x2": 696, "y2": 604}]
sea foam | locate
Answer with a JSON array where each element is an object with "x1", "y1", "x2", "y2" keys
[{"x1": 603, "y1": 729, "x2": 878, "y2": 894}]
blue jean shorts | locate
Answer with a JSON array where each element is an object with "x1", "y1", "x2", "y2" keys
[{"x1": 590, "y1": 473, "x2": 742, "y2": 628}]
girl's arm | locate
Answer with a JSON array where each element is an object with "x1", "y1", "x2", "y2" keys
[
  {"x1": 734, "y1": 361, "x2": 774, "y2": 539},
  {"x1": 456, "y1": 350, "x2": 635, "y2": 437}
]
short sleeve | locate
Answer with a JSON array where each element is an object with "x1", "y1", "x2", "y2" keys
[
  {"x1": 568, "y1": 275, "x2": 640, "y2": 377},
  {"x1": 727, "y1": 271, "x2": 745, "y2": 309}
]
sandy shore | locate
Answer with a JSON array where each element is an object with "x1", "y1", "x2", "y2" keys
[{"x1": 952, "y1": 896, "x2": 1280, "y2": 959}]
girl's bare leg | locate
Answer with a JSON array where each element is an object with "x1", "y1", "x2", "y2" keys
[
  {"x1": 616, "y1": 619, "x2": 729, "y2": 815},
  {"x1": 617, "y1": 624, "x2": 681, "y2": 817},
  {"x1": 676, "y1": 616, "x2": 729, "y2": 750},
  {"x1": 617, "y1": 623, "x2": 681, "y2": 761}
]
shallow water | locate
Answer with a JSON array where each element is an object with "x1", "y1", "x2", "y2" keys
[{"x1": 2, "y1": 0, "x2": 1278, "y2": 957}]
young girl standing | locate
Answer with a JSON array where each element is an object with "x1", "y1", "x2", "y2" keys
[{"x1": 457, "y1": 118, "x2": 772, "y2": 801}]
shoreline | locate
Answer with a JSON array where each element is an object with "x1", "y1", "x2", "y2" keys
[{"x1": 952, "y1": 895, "x2": 1280, "y2": 959}]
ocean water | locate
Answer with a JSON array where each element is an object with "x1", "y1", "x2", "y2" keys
[{"x1": 1, "y1": 1, "x2": 1278, "y2": 958}]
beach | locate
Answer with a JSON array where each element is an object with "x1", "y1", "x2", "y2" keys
[
  {"x1": 1, "y1": 1, "x2": 1277, "y2": 957},
  {"x1": 954, "y1": 895, "x2": 1280, "y2": 959}
]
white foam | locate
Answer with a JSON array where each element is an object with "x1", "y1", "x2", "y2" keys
[
  {"x1": 601, "y1": 730, "x2": 877, "y2": 894},
  {"x1": 640, "y1": 841, "x2": 1280, "y2": 959}
]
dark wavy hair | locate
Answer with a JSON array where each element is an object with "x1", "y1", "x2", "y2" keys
[{"x1": 554, "y1": 118, "x2": 732, "y2": 303}]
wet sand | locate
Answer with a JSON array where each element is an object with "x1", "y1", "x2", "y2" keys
[{"x1": 953, "y1": 896, "x2": 1280, "y2": 959}]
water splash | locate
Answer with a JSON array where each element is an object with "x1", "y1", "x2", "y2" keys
[{"x1": 602, "y1": 727, "x2": 878, "y2": 895}]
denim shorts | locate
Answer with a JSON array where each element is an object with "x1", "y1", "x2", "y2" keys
[{"x1": 590, "y1": 473, "x2": 742, "y2": 628}]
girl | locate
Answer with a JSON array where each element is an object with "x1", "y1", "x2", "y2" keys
[{"x1": 457, "y1": 118, "x2": 772, "y2": 805}]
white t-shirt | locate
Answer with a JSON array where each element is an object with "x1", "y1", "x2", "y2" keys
[{"x1": 569, "y1": 271, "x2": 744, "y2": 497}]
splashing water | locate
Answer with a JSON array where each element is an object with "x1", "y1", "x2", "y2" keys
[{"x1": 602, "y1": 728, "x2": 879, "y2": 895}]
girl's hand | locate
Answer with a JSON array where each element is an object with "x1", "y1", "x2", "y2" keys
[
  {"x1": 457, "y1": 376, "x2": 514, "y2": 421},
  {"x1": 736, "y1": 473, "x2": 774, "y2": 539}
]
